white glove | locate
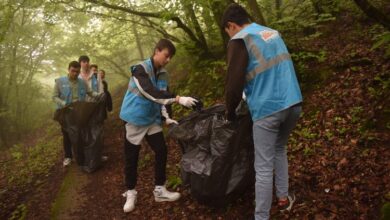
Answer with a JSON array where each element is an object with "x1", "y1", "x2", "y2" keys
[
  {"x1": 178, "y1": 96, "x2": 197, "y2": 108},
  {"x1": 161, "y1": 105, "x2": 178, "y2": 125},
  {"x1": 165, "y1": 118, "x2": 178, "y2": 125},
  {"x1": 242, "y1": 92, "x2": 246, "y2": 101}
]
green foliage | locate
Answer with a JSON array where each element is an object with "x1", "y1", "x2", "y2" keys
[
  {"x1": 303, "y1": 146, "x2": 315, "y2": 157},
  {"x1": 371, "y1": 32, "x2": 390, "y2": 58},
  {"x1": 292, "y1": 50, "x2": 327, "y2": 63},
  {"x1": 291, "y1": 50, "x2": 331, "y2": 92},
  {"x1": 3, "y1": 123, "x2": 62, "y2": 188},
  {"x1": 325, "y1": 129, "x2": 334, "y2": 141},
  {"x1": 316, "y1": 13, "x2": 336, "y2": 23},
  {"x1": 172, "y1": 60, "x2": 226, "y2": 116},
  {"x1": 0, "y1": 0, "x2": 58, "y2": 148},
  {"x1": 381, "y1": 202, "x2": 390, "y2": 220},
  {"x1": 291, "y1": 50, "x2": 327, "y2": 83},
  {"x1": 9, "y1": 203, "x2": 27, "y2": 220},
  {"x1": 138, "y1": 153, "x2": 152, "y2": 170},
  {"x1": 295, "y1": 127, "x2": 317, "y2": 140},
  {"x1": 166, "y1": 175, "x2": 182, "y2": 189},
  {"x1": 367, "y1": 73, "x2": 390, "y2": 99},
  {"x1": 350, "y1": 106, "x2": 364, "y2": 123}
]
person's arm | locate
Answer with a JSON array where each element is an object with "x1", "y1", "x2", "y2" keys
[
  {"x1": 102, "y1": 80, "x2": 108, "y2": 93},
  {"x1": 84, "y1": 78, "x2": 101, "y2": 98},
  {"x1": 86, "y1": 82, "x2": 97, "y2": 97},
  {"x1": 52, "y1": 79, "x2": 66, "y2": 107},
  {"x1": 132, "y1": 65, "x2": 176, "y2": 105},
  {"x1": 225, "y1": 39, "x2": 248, "y2": 121},
  {"x1": 97, "y1": 74, "x2": 104, "y2": 94},
  {"x1": 161, "y1": 105, "x2": 178, "y2": 125}
]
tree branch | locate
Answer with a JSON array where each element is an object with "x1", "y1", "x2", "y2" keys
[{"x1": 83, "y1": 0, "x2": 201, "y2": 44}]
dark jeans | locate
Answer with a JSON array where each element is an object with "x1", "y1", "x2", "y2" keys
[
  {"x1": 61, "y1": 128, "x2": 72, "y2": 158},
  {"x1": 124, "y1": 131, "x2": 167, "y2": 190}
]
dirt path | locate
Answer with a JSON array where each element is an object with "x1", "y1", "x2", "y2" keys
[
  {"x1": 65, "y1": 118, "x2": 255, "y2": 220},
  {"x1": 34, "y1": 95, "x2": 257, "y2": 219},
  {"x1": 51, "y1": 164, "x2": 89, "y2": 220}
]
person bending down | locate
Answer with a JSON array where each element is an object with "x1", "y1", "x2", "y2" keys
[{"x1": 119, "y1": 39, "x2": 197, "y2": 213}]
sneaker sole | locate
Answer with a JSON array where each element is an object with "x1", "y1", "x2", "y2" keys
[
  {"x1": 123, "y1": 206, "x2": 135, "y2": 213},
  {"x1": 154, "y1": 196, "x2": 180, "y2": 202}
]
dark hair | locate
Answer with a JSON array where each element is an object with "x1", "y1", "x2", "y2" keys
[
  {"x1": 68, "y1": 61, "x2": 81, "y2": 69},
  {"x1": 90, "y1": 64, "x2": 98, "y2": 69},
  {"x1": 221, "y1": 3, "x2": 251, "y2": 29},
  {"x1": 154, "y1": 39, "x2": 176, "y2": 57},
  {"x1": 78, "y1": 55, "x2": 90, "y2": 63},
  {"x1": 99, "y1": 69, "x2": 105, "y2": 74}
]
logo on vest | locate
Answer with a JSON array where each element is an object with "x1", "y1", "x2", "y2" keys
[{"x1": 259, "y1": 30, "x2": 279, "y2": 42}]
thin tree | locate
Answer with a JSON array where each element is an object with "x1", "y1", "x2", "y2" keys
[
  {"x1": 354, "y1": 0, "x2": 390, "y2": 30},
  {"x1": 245, "y1": 0, "x2": 267, "y2": 25}
]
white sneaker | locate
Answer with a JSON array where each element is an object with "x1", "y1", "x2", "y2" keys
[
  {"x1": 123, "y1": 190, "x2": 137, "y2": 213},
  {"x1": 63, "y1": 158, "x2": 72, "y2": 167},
  {"x1": 153, "y1": 186, "x2": 181, "y2": 202}
]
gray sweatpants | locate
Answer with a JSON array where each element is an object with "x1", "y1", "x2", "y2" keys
[{"x1": 253, "y1": 104, "x2": 302, "y2": 220}]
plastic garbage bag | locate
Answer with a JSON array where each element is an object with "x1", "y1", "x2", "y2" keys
[
  {"x1": 53, "y1": 94, "x2": 107, "y2": 173},
  {"x1": 168, "y1": 102, "x2": 254, "y2": 207}
]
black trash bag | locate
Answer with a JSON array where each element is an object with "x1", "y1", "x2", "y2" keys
[
  {"x1": 168, "y1": 102, "x2": 254, "y2": 207},
  {"x1": 54, "y1": 94, "x2": 107, "y2": 173}
]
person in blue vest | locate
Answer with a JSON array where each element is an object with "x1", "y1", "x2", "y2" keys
[
  {"x1": 120, "y1": 39, "x2": 198, "y2": 213},
  {"x1": 221, "y1": 4, "x2": 303, "y2": 220},
  {"x1": 53, "y1": 61, "x2": 87, "y2": 167},
  {"x1": 78, "y1": 55, "x2": 103, "y2": 100}
]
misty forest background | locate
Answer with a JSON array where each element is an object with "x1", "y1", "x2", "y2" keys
[{"x1": 0, "y1": 0, "x2": 389, "y2": 219}]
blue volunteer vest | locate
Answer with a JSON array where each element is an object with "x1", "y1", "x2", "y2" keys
[
  {"x1": 91, "y1": 75, "x2": 99, "y2": 92},
  {"x1": 119, "y1": 58, "x2": 169, "y2": 126},
  {"x1": 55, "y1": 76, "x2": 87, "y2": 109},
  {"x1": 231, "y1": 23, "x2": 302, "y2": 121}
]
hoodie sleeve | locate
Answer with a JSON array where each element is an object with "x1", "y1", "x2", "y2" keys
[
  {"x1": 225, "y1": 39, "x2": 248, "y2": 121},
  {"x1": 52, "y1": 79, "x2": 66, "y2": 107},
  {"x1": 131, "y1": 65, "x2": 176, "y2": 105}
]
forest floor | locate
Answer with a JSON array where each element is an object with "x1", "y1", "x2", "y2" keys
[{"x1": 1, "y1": 16, "x2": 389, "y2": 220}]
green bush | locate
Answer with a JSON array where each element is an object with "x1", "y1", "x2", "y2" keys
[
  {"x1": 3, "y1": 123, "x2": 62, "y2": 188},
  {"x1": 172, "y1": 60, "x2": 226, "y2": 116}
]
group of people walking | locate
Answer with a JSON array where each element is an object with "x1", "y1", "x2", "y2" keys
[
  {"x1": 53, "y1": 3, "x2": 302, "y2": 219},
  {"x1": 53, "y1": 55, "x2": 112, "y2": 166}
]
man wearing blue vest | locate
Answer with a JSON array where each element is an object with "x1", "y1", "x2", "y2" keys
[
  {"x1": 222, "y1": 4, "x2": 303, "y2": 219},
  {"x1": 78, "y1": 55, "x2": 103, "y2": 100},
  {"x1": 120, "y1": 39, "x2": 198, "y2": 213},
  {"x1": 53, "y1": 61, "x2": 87, "y2": 167}
]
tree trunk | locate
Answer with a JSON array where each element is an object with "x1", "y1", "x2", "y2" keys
[
  {"x1": 275, "y1": 0, "x2": 282, "y2": 20},
  {"x1": 209, "y1": 0, "x2": 235, "y2": 47},
  {"x1": 354, "y1": 0, "x2": 390, "y2": 30},
  {"x1": 200, "y1": 4, "x2": 215, "y2": 39},
  {"x1": 0, "y1": 3, "x2": 16, "y2": 44},
  {"x1": 245, "y1": 0, "x2": 267, "y2": 25},
  {"x1": 94, "y1": 54, "x2": 131, "y2": 79},
  {"x1": 182, "y1": 1, "x2": 209, "y2": 55},
  {"x1": 6, "y1": 43, "x2": 19, "y2": 102}
]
